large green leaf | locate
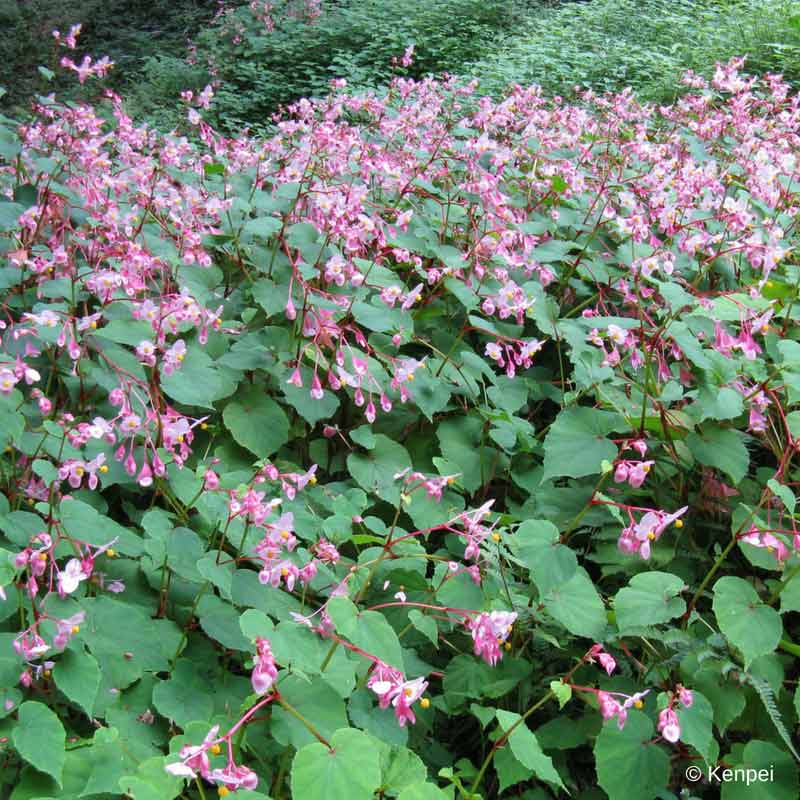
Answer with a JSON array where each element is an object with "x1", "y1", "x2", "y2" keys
[
  {"x1": 594, "y1": 711, "x2": 670, "y2": 800},
  {"x1": 542, "y1": 407, "x2": 623, "y2": 481},
  {"x1": 614, "y1": 572, "x2": 686, "y2": 633},
  {"x1": 327, "y1": 597, "x2": 404, "y2": 670},
  {"x1": 60, "y1": 498, "x2": 144, "y2": 556},
  {"x1": 223, "y1": 385, "x2": 290, "y2": 458},
  {"x1": 346, "y1": 435, "x2": 411, "y2": 504},
  {"x1": 291, "y1": 728, "x2": 381, "y2": 800},
  {"x1": 687, "y1": 426, "x2": 749, "y2": 484},
  {"x1": 721, "y1": 741, "x2": 798, "y2": 800},
  {"x1": 152, "y1": 660, "x2": 214, "y2": 728},
  {"x1": 512, "y1": 518, "x2": 577, "y2": 595},
  {"x1": 713, "y1": 577, "x2": 782, "y2": 668},
  {"x1": 495, "y1": 710, "x2": 564, "y2": 789},
  {"x1": 272, "y1": 674, "x2": 348, "y2": 749},
  {"x1": 161, "y1": 347, "x2": 236, "y2": 409},
  {"x1": 53, "y1": 647, "x2": 100, "y2": 717},
  {"x1": 543, "y1": 569, "x2": 607, "y2": 639},
  {"x1": 12, "y1": 702, "x2": 66, "y2": 786},
  {"x1": 676, "y1": 691, "x2": 716, "y2": 766}
]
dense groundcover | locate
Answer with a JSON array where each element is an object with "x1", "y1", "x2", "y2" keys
[{"x1": 1, "y1": 53, "x2": 800, "y2": 800}]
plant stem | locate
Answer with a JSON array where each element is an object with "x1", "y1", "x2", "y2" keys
[
  {"x1": 684, "y1": 536, "x2": 738, "y2": 624},
  {"x1": 467, "y1": 690, "x2": 555, "y2": 798}
]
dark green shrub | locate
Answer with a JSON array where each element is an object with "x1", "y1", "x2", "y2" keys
[{"x1": 468, "y1": 0, "x2": 800, "y2": 103}]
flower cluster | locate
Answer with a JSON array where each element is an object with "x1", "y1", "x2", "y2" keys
[
  {"x1": 466, "y1": 611, "x2": 517, "y2": 666},
  {"x1": 617, "y1": 506, "x2": 688, "y2": 560},
  {"x1": 367, "y1": 661, "x2": 429, "y2": 727}
]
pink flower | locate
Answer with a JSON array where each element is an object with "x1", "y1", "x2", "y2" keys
[
  {"x1": 598, "y1": 652, "x2": 616, "y2": 675},
  {"x1": 251, "y1": 638, "x2": 278, "y2": 695},
  {"x1": 400, "y1": 44, "x2": 415, "y2": 68},
  {"x1": 392, "y1": 677, "x2": 428, "y2": 727},
  {"x1": 204, "y1": 469, "x2": 220, "y2": 490},
  {"x1": 468, "y1": 611, "x2": 516, "y2": 666},
  {"x1": 58, "y1": 558, "x2": 89, "y2": 595},
  {"x1": 210, "y1": 764, "x2": 259, "y2": 791},
  {"x1": 54, "y1": 612, "x2": 85, "y2": 649},
  {"x1": 658, "y1": 707, "x2": 681, "y2": 743},
  {"x1": 165, "y1": 725, "x2": 219, "y2": 779},
  {"x1": 367, "y1": 661, "x2": 428, "y2": 727},
  {"x1": 740, "y1": 526, "x2": 790, "y2": 562},
  {"x1": 619, "y1": 506, "x2": 688, "y2": 559}
]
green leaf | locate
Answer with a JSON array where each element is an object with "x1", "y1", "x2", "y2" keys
[
  {"x1": 676, "y1": 691, "x2": 716, "y2": 766},
  {"x1": 273, "y1": 675, "x2": 348, "y2": 749},
  {"x1": 721, "y1": 741, "x2": 798, "y2": 800},
  {"x1": 161, "y1": 347, "x2": 236, "y2": 409},
  {"x1": 543, "y1": 569, "x2": 607, "y2": 639},
  {"x1": 198, "y1": 595, "x2": 252, "y2": 651},
  {"x1": 381, "y1": 746, "x2": 427, "y2": 794},
  {"x1": 252, "y1": 277, "x2": 289, "y2": 317},
  {"x1": 118, "y1": 756, "x2": 184, "y2": 800},
  {"x1": 408, "y1": 610, "x2": 438, "y2": 646},
  {"x1": 12, "y1": 701, "x2": 66, "y2": 786},
  {"x1": 713, "y1": 577, "x2": 782, "y2": 668},
  {"x1": 494, "y1": 747, "x2": 529, "y2": 793},
  {"x1": 53, "y1": 647, "x2": 100, "y2": 717},
  {"x1": 60, "y1": 498, "x2": 144, "y2": 556},
  {"x1": 291, "y1": 728, "x2": 381, "y2": 800},
  {"x1": 82, "y1": 597, "x2": 182, "y2": 690},
  {"x1": 594, "y1": 710, "x2": 670, "y2": 800},
  {"x1": 223, "y1": 385, "x2": 290, "y2": 458},
  {"x1": 512, "y1": 519, "x2": 577, "y2": 595},
  {"x1": 614, "y1": 572, "x2": 686, "y2": 633},
  {"x1": 530, "y1": 239, "x2": 576, "y2": 263},
  {"x1": 435, "y1": 416, "x2": 488, "y2": 493},
  {"x1": 243, "y1": 216, "x2": 281, "y2": 239},
  {"x1": 152, "y1": 660, "x2": 214, "y2": 728},
  {"x1": 550, "y1": 680, "x2": 572, "y2": 710},
  {"x1": 346, "y1": 435, "x2": 411, "y2": 504},
  {"x1": 396, "y1": 783, "x2": 449, "y2": 800},
  {"x1": 495, "y1": 709, "x2": 564, "y2": 789},
  {"x1": 542, "y1": 407, "x2": 623, "y2": 481},
  {"x1": 81, "y1": 726, "x2": 141, "y2": 796},
  {"x1": 327, "y1": 597, "x2": 404, "y2": 669},
  {"x1": 687, "y1": 426, "x2": 749, "y2": 484}
]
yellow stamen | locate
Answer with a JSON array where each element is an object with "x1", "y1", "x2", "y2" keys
[
  {"x1": 634, "y1": 699, "x2": 643, "y2": 709},
  {"x1": 71, "y1": 625, "x2": 80, "y2": 634},
  {"x1": 210, "y1": 744, "x2": 222, "y2": 755},
  {"x1": 420, "y1": 697, "x2": 430, "y2": 709},
  {"x1": 675, "y1": 519, "x2": 683, "y2": 529}
]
